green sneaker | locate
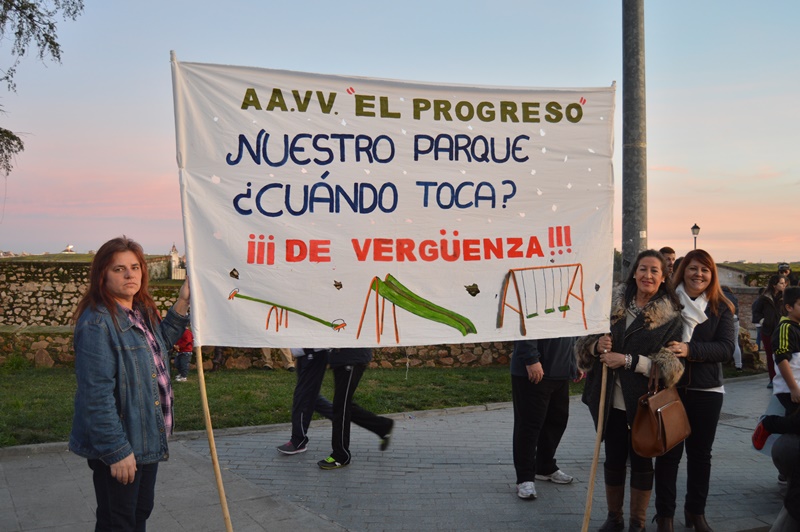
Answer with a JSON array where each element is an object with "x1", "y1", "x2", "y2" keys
[{"x1": 317, "y1": 456, "x2": 349, "y2": 470}]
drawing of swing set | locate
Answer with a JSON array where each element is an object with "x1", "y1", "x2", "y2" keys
[
  {"x1": 356, "y1": 274, "x2": 477, "y2": 344},
  {"x1": 497, "y1": 263, "x2": 587, "y2": 335},
  {"x1": 228, "y1": 288, "x2": 347, "y2": 332}
]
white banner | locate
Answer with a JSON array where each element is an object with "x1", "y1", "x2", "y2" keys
[{"x1": 171, "y1": 56, "x2": 616, "y2": 348}]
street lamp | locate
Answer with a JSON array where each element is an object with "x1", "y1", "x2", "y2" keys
[{"x1": 691, "y1": 224, "x2": 700, "y2": 250}]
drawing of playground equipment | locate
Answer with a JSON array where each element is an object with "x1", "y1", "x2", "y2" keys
[
  {"x1": 356, "y1": 274, "x2": 477, "y2": 344},
  {"x1": 497, "y1": 263, "x2": 587, "y2": 335},
  {"x1": 228, "y1": 288, "x2": 347, "y2": 332}
]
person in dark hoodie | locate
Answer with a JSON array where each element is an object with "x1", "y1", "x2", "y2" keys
[
  {"x1": 511, "y1": 337, "x2": 578, "y2": 500},
  {"x1": 317, "y1": 348, "x2": 394, "y2": 470}
]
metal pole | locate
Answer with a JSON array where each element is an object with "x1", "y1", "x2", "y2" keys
[
  {"x1": 621, "y1": 0, "x2": 647, "y2": 272},
  {"x1": 694, "y1": 236, "x2": 697, "y2": 250}
]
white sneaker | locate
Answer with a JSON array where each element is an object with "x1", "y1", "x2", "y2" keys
[
  {"x1": 175, "y1": 376, "x2": 187, "y2": 382},
  {"x1": 535, "y1": 469, "x2": 574, "y2": 484},
  {"x1": 516, "y1": 481, "x2": 537, "y2": 499}
]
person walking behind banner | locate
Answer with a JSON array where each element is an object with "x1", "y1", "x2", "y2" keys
[
  {"x1": 655, "y1": 249, "x2": 735, "y2": 532},
  {"x1": 276, "y1": 348, "x2": 329, "y2": 454},
  {"x1": 173, "y1": 326, "x2": 193, "y2": 382},
  {"x1": 69, "y1": 236, "x2": 191, "y2": 531},
  {"x1": 277, "y1": 348, "x2": 395, "y2": 456},
  {"x1": 753, "y1": 274, "x2": 788, "y2": 388},
  {"x1": 511, "y1": 337, "x2": 577, "y2": 500},
  {"x1": 317, "y1": 348, "x2": 394, "y2": 470},
  {"x1": 576, "y1": 250, "x2": 683, "y2": 532}
]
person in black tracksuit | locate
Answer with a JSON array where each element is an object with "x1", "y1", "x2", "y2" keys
[
  {"x1": 318, "y1": 348, "x2": 394, "y2": 469},
  {"x1": 278, "y1": 348, "x2": 394, "y2": 457},
  {"x1": 511, "y1": 337, "x2": 578, "y2": 500}
]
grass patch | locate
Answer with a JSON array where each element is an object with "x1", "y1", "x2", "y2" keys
[{"x1": 0, "y1": 363, "x2": 765, "y2": 448}]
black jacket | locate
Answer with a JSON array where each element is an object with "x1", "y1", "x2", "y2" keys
[
  {"x1": 328, "y1": 347, "x2": 373, "y2": 368},
  {"x1": 511, "y1": 337, "x2": 577, "y2": 380},
  {"x1": 753, "y1": 291, "x2": 784, "y2": 337},
  {"x1": 577, "y1": 285, "x2": 684, "y2": 428},
  {"x1": 677, "y1": 299, "x2": 734, "y2": 389}
]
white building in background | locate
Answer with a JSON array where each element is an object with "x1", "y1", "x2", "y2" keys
[{"x1": 170, "y1": 244, "x2": 186, "y2": 280}]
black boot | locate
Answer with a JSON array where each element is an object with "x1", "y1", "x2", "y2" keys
[
  {"x1": 599, "y1": 466, "x2": 626, "y2": 531},
  {"x1": 684, "y1": 510, "x2": 713, "y2": 532},
  {"x1": 653, "y1": 515, "x2": 673, "y2": 532}
]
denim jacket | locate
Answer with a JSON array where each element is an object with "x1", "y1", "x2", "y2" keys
[{"x1": 69, "y1": 304, "x2": 189, "y2": 465}]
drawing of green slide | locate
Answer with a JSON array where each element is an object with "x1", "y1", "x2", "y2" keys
[{"x1": 373, "y1": 274, "x2": 477, "y2": 336}]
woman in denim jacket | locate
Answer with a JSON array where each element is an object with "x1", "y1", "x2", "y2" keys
[{"x1": 69, "y1": 237, "x2": 190, "y2": 531}]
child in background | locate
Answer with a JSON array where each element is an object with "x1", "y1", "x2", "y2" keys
[
  {"x1": 772, "y1": 286, "x2": 800, "y2": 415},
  {"x1": 173, "y1": 327, "x2": 194, "y2": 382}
]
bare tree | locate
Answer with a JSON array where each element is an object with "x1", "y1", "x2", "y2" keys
[{"x1": 0, "y1": 0, "x2": 84, "y2": 175}]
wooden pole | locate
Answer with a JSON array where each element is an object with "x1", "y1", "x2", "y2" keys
[
  {"x1": 582, "y1": 363, "x2": 608, "y2": 532},
  {"x1": 194, "y1": 345, "x2": 234, "y2": 532}
]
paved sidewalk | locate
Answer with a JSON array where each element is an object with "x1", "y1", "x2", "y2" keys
[{"x1": 0, "y1": 374, "x2": 786, "y2": 531}]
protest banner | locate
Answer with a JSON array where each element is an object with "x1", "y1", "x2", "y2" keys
[{"x1": 172, "y1": 57, "x2": 616, "y2": 348}]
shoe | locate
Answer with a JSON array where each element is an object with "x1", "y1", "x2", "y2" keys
[
  {"x1": 262, "y1": 365, "x2": 274, "y2": 371},
  {"x1": 318, "y1": 456, "x2": 349, "y2": 470},
  {"x1": 277, "y1": 441, "x2": 307, "y2": 455},
  {"x1": 684, "y1": 510, "x2": 713, "y2": 532},
  {"x1": 287, "y1": 366, "x2": 296, "y2": 372},
  {"x1": 736, "y1": 367, "x2": 743, "y2": 372},
  {"x1": 778, "y1": 474, "x2": 787, "y2": 486},
  {"x1": 516, "y1": 481, "x2": 537, "y2": 499},
  {"x1": 598, "y1": 513, "x2": 625, "y2": 531},
  {"x1": 767, "y1": 380, "x2": 774, "y2": 389},
  {"x1": 175, "y1": 375, "x2": 187, "y2": 382},
  {"x1": 380, "y1": 420, "x2": 394, "y2": 451},
  {"x1": 752, "y1": 422, "x2": 771, "y2": 450},
  {"x1": 535, "y1": 469, "x2": 574, "y2": 484}
]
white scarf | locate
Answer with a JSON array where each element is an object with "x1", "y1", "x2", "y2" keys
[{"x1": 676, "y1": 283, "x2": 708, "y2": 341}]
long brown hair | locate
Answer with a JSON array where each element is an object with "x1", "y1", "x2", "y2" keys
[
  {"x1": 73, "y1": 236, "x2": 161, "y2": 328},
  {"x1": 672, "y1": 249, "x2": 735, "y2": 315}
]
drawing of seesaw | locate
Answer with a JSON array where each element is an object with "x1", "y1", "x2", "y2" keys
[
  {"x1": 356, "y1": 274, "x2": 477, "y2": 344},
  {"x1": 228, "y1": 288, "x2": 346, "y2": 332}
]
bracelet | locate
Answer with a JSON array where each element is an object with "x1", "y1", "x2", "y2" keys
[{"x1": 624, "y1": 354, "x2": 632, "y2": 370}]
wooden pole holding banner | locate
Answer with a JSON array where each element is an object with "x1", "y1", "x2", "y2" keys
[
  {"x1": 582, "y1": 363, "x2": 608, "y2": 532},
  {"x1": 194, "y1": 346, "x2": 234, "y2": 532}
]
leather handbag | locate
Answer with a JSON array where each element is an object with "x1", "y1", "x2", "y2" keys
[{"x1": 631, "y1": 365, "x2": 691, "y2": 458}]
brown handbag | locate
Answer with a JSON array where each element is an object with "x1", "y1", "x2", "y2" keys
[{"x1": 631, "y1": 365, "x2": 691, "y2": 458}]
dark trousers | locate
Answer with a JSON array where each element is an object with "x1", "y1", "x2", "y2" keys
[
  {"x1": 511, "y1": 375, "x2": 569, "y2": 483},
  {"x1": 330, "y1": 363, "x2": 393, "y2": 463},
  {"x1": 655, "y1": 389, "x2": 724, "y2": 517},
  {"x1": 291, "y1": 350, "x2": 332, "y2": 447},
  {"x1": 765, "y1": 335, "x2": 776, "y2": 381},
  {"x1": 604, "y1": 408, "x2": 654, "y2": 485},
  {"x1": 88, "y1": 459, "x2": 158, "y2": 532}
]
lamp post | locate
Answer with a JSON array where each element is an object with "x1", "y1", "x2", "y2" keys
[{"x1": 691, "y1": 223, "x2": 700, "y2": 250}]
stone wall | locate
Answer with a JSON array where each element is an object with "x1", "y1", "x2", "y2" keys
[
  {"x1": 0, "y1": 259, "x2": 759, "y2": 369},
  {"x1": 0, "y1": 257, "x2": 170, "y2": 327}
]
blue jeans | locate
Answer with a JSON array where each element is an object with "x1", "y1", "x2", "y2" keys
[
  {"x1": 173, "y1": 352, "x2": 191, "y2": 378},
  {"x1": 88, "y1": 459, "x2": 158, "y2": 531}
]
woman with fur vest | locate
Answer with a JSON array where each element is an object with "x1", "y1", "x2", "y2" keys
[
  {"x1": 577, "y1": 250, "x2": 683, "y2": 532},
  {"x1": 654, "y1": 249, "x2": 735, "y2": 532}
]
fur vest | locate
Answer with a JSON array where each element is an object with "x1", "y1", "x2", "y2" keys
[{"x1": 576, "y1": 284, "x2": 684, "y2": 428}]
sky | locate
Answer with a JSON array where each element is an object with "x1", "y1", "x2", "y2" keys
[{"x1": 0, "y1": 0, "x2": 797, "y2": 263}]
